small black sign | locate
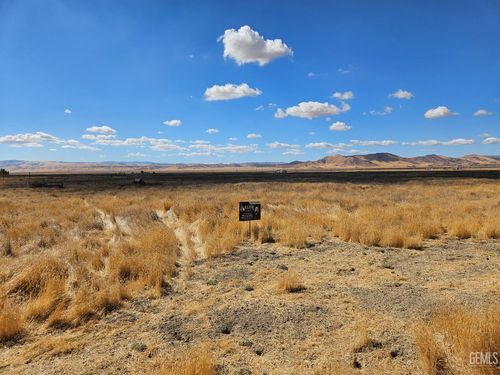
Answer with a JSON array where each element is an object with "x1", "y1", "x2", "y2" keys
[{"x1": 239, "y1": 201, "x2": 261, "y2": 221}]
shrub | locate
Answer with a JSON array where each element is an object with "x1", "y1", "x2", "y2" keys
[{"x1": 277, "y1": 270, "x2": 305, "y2": 293}]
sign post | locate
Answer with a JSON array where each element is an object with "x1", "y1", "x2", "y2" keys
[{"x1": 239, "y1": 201, "x2": 261, "y2": 238}]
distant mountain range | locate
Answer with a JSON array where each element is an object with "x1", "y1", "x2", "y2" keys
[{"x1": 1, "y1": 153, "x2": 499, "y2": 173}]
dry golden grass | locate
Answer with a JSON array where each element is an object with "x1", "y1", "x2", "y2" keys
[
  {"x1": 0, "y1": 179, "x2": 498, "y2": 345},
  {"x1": 0, "y1": 300, "x2": 24, "y2": 343},
  {"x1": 414, "y1": 305, "x2": 500, "y2": 375},
  {"x1": 152, "y1": 345, "x2": 216, "y2": 375},
  {"x1": 276, "y1": 270, "x2": 305, "y2": 293}
]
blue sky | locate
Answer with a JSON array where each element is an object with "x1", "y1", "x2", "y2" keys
[{"x1": 0, "y1": 0, "x2": 499, "y2": 163}]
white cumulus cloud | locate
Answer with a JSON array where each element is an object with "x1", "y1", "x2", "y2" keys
[
  {"x1": 204, "y1": 83, "x2": 262, "y2": 101},
  {"x1": 64, "y1": 108, "x2": 72, "y2": 114},
  {"x1": 218, "y1": 25, "x2": 292, "y2": 66},
  {"x1": 329, "y1": 121, "x2": 352, "y2": 131},
  {"x1": 424, "y1": 106, "x2": 457, "y2": 119},
  {"x1": 86, "y1": 125, "x2": 117, "y2": 134},
  {"x1": 206, "y1": 128, "x2": 220, "y2": 134},
  {"x1": 390, "y1": 89, "x2": 414, "y2": 100},
  {"x1": 483, "y1": 137, "x2": 500, "y2": 144},
  {"x1": 275, "y1": 101, "x2": 346, "y2": 120},
  {"x1": 163, "y1": 119, "x2": 182, "y2": 127}
]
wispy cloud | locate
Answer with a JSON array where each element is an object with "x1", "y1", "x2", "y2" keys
[
  {"x1": 402, "y1": 138, "x2": 474, "y2": 146},
  {"x1": 246, "y1": 133, "x2": 262, "y2": 139},
  {"x1": 473, "y1": 109, "x2": 493, "y2": 117},
  {"x1": 267, "y1": 141, "x2": 302, "y2": 155},
  {"x1": 331, "y1": 91, "x2": 354, "y2": 100},
  {"x1": 365, "y1": 106, "x2": 393, "y2": 116},
  {"x1": 206, "y1": 128, "x2": 219, "y2": 134}
]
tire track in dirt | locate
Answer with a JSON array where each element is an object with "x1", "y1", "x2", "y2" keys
[{"x1": 156, "y1": 208, "x2": 205, "y2": 276}]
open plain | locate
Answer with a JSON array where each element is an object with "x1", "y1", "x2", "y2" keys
[{"x1": 0, "y1": 171, "x2": 499, "y2": 375}]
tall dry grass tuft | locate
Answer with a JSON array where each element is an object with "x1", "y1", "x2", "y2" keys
[
  {"x1": 109, "y1": 225, "x2": 177, "y2": 295},
  {"x1": 7, "y1": 255, "x2": 68, "y2": 298},
  {"x1": 276, "y1": 270, "x2": 305, "y2": 293},
  {"x1": 0, "y1": 300, "x2": 25, "y2": 343},
  {"x1": 414, "y1": 305, "x2": 500, "y2": 375},
  {"x1": 24, "y1": 277, "x2": 66, "y2": 321}
]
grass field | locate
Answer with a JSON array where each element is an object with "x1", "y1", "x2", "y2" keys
[{"x1": 0, "y1": 173, "x2": 499, "y2": 374}]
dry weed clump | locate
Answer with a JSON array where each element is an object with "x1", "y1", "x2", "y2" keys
[
  {"x1": 0, "y1": 300, "x2": 25, "y2": 343},
  {"x1": 414, "y1": 305, "x2": 500, "y2": 375},
  {"x1": 276, "y1": 270, "x2": 306, "y2": 293}
]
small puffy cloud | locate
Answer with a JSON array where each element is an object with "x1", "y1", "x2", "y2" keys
[
  {"x1": 247, "y1": 133, "x2": 262, "y2": 139},
  {"x1": 424, "y1": 106, "x2": 457, "y2": 119},
  {"x1": 329, "y1": 121, "x2": 352, "y2": 131},
  {"x1": 64, "y1": 108, "x2": 72, "y2": 114},
  {"x1": 402, "y1": 138, "x2": 474, "y2": 146},
  {"x1": 483, "y1": 137, "x2": 500, "y2": 144},
  {"x1": 218, "y1": 25, "x2": 293, "y2": 66},
  {"x1": 332, "y1": 91, "x2": 354, "y2": 100},
  {"x1": 390, "y1": 89, "x2": 414, "y2": 100},
  {"x1": 351, "y1": 140, "x2": 397, "y2": 146},
  {"x1": 86, "y1": 125, "x2": 117, "y2": 134},
  {"x1": 275, "y1": 101, "x2": 346, "y2": 120},
  {"x1": 473, "y1": 109, "x2": 493, "y2": 117},
  {"x1": 206, "y1": 128, "x2": 220, "y2": 134},
  {"x1": 163, "y1": 119, "x2": 182, "y2": 127},
  {"x1": 204, "y1": 83, "x2": 262, "y2": 101},
  {"x1": 228, "y1": 137, "x2": 238, "y2": 141}
]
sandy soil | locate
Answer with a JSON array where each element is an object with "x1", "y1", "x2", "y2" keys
[{"x1": 1, "y1": 234, "x2": 498, "y2": 374}]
